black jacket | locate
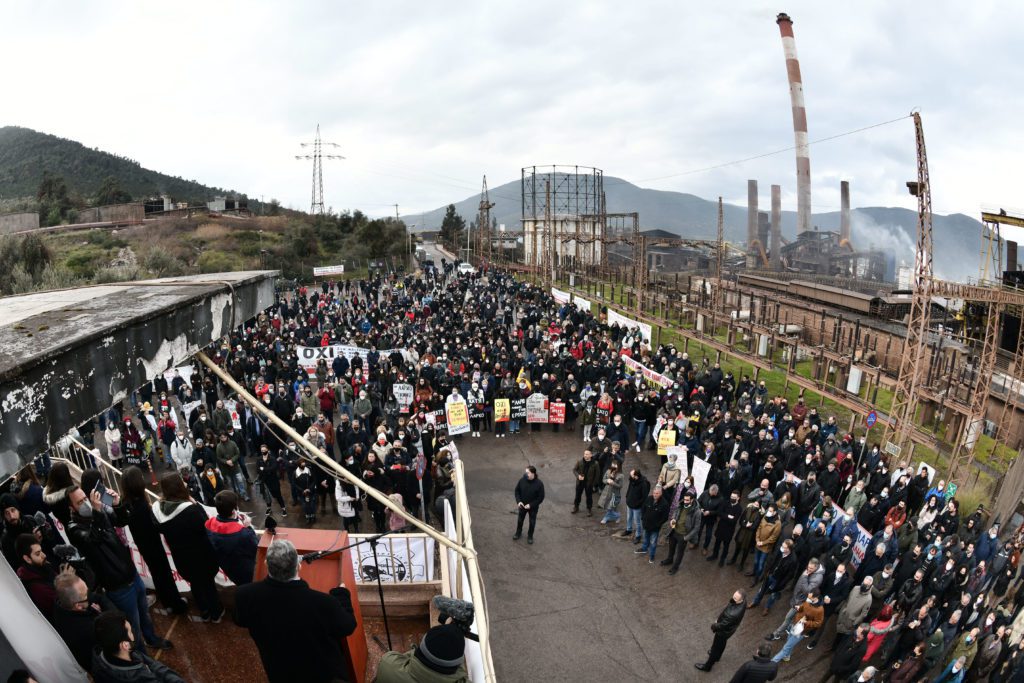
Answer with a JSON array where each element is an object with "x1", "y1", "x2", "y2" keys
[
  {"x1": 514, "y1": 476, "x2": 546, "y2": 508},
  {"x1": 715, "y1": 501, "x2": 742, "y2": 541},
  {"x1": 54, "y1": 604, "x2": 100, "y2": 671},
  {"x1": 151, "y1": 501, "x2": 219, "y2": 582},
  {"x1": 92, "y1": 649, "x2": 185, "y2": 683},
  {"x1": 68, "y1": 510, "x2": 137, "y2": 591},
  {"x1": 763, "y1": 550, "x2": 798, "y2": 592},
  {"x1": 820, "y1": 570, "x2": 852, "y2": 615},
  {"x1": 728, "y1": 655, "x2": 778, "y2": 683},
  {"x1": 641, "y1": 494, "x2": 671, "y2": 532},
  {"x1": 712, "y1": 599, "x2": 746, "y2": 638},
  {"x1": 235, "y1": 579, "x2": 357, "y2": 683},
  {"x1": 829, "y1": 634, "x2": 867, "y2": 676},
  {"x1": 625, "y1": 475, "x2": 651, "y2": 509}
]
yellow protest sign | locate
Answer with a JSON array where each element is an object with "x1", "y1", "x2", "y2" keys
[
  {"x1": 494, "y1": 398, "x2": 510, "y2": 423},
  {"x1": 446, "y1": 401, "x2": 470, "y2": 435},
  {"x1": 657, "y1": 429, "x2": 677, "y2": 456}
]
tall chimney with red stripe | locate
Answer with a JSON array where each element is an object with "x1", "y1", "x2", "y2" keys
[{"x1": 777, "y1": 12, "x2": 811, "y2": 235}]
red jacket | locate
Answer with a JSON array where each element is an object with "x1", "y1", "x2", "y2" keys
[{"x1": 17, "y1": 563, "x2": 57, "y2": 618}]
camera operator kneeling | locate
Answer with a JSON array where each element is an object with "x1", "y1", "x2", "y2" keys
[{"x1": 374, "y1": 623, "x2": 468, "y2": 683}]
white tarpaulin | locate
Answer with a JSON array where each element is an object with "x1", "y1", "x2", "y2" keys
[
  {"x1": 607, "y1": 308, "x2": 652, "y2": 343},
  {"x1": 443, "y1": 501, "x2": 486, "y2": 682},
  {"x1": 551, "y1": 287, "x2": 571, "y2": 305},
  {"x1": 348, "y1": 534, "x2": 436, "y2": 583}
]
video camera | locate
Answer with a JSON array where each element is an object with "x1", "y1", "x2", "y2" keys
[{"x1": 432, "y1": 596, "x2": 478, "y2": 642}]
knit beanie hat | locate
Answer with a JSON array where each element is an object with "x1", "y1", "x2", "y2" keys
[
  {"x1": 416, "y1": 624, "x2": 465, "y2": 673},
  {"x1": 0, "y1": 493, "x2": 18, "y2": 513}
]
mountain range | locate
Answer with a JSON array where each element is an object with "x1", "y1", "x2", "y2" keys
[
  {"x1": 0, "y1": 126, "x2": 240, "y2": 207},
  {"x1": 0, "y1": 127, "x2": 986, "y2": 282},
  {"x1": 415, "y1": 175, "x2": 987, "y2": 283}
]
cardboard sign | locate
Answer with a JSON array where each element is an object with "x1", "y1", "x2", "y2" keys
[
  {"x1": 494, "y1": 399, "x2": 510, "y2": 423},
  {"x1": 393, "y1": 383, "x2": 414, "y2": 407},
  {"x1": 445, "y1": 401, "x2": 470, "y2": 435},
  {"x1": 548, "y1": 402, "x2": 566, "y2": 424},
  {"x1": 222, "y1": 399, "x2": 242, "y2": 430},
  {"x1": 658, "y1": 429, "x2": 677, "y2": 456},
  {"x1": 510, "y1": 398, "x2": 526, "y2": 421},
  {"x1": 526, "y1": 393, "x2": 549, "y2": 423},
  {"x1": 691, "y1": 456, "x2": 712, "y2": 495}
]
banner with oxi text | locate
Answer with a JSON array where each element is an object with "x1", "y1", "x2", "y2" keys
[
  {"x1": 494, "y1": 399, "x2": 510, "y2": 422},
  {"x1": 607, "y1": 308, "x2": 652, "y2": 343},
  {"x1": 296, "y1": 344, "x2": 403, "y2": 373},
  {"x1": 621, "y1": 354, "x2": 673, "y2": 388}
]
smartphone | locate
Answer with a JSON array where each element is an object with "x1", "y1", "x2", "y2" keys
[{"x1": 93, "y1": 480, "x2": 114, "y2": 508}]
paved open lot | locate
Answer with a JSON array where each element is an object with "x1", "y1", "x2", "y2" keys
[{"x1": 458, "y1": 426, "x2": 833, "y2": 682}]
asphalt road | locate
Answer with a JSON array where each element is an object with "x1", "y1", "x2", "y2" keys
[{"x1": 458, "y1": 426, "x2": 834, "y2": 682}]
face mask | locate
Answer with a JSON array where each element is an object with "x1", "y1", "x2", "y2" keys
[
  {"x1": 860, "y1": 585, "x2": 871, "y2": 593},
  {"x1": 77, "y1": 501, "x2": 93, "y2": 518},
  {"x1": 882, "y1": 572, "x2": 891, "y2": 579}
]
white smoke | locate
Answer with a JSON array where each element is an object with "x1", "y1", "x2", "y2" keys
[{"x1": 848, "y1": 210, "x2": 916, "y2": 276}]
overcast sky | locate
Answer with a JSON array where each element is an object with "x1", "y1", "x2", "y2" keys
[{"x1": 3, "y1": 1, "x2": 1022, "y2": 237}]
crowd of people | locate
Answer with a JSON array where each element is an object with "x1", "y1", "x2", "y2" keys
[{"x1": 4, "y1": 249, "x2": 1024, "y2": 681}]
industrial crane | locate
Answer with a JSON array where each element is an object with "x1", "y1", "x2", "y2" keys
[{"x1": 883, "y1": 112, "x2": 933, "y2": 464}]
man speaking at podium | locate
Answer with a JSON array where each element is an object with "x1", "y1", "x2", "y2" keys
[{"x1": 236, "y1": 539, "x2": 358, "y2": 682}]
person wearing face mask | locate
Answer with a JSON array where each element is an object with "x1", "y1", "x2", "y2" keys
[
  {"x1": 748, "y1": 504, "x2": 782, "y2": 583},
  {"x1": 694, "y1": 589, "x2": 747, "y2": 672},
  {"x1": 771, "y1": 590, "x2": 823, "y2": 664},
  {"x1": 946, "y1": 629, "x2": 981, "y2": 676},
  {"x1": 806, "y1": 562, "x2": 852, "y2": 651},
  {"x1": 707, "y1": 491, "x2": 742, "y2": 567},
  {"x1": 467, "y1": 382, "x2": 485, "y2": 437},
  {"x1": 833, "y1": 576, "x2": 873, "y2": 652},
  {"x1": 66, "y1": 486, "x2": 172, "y2": 654}
]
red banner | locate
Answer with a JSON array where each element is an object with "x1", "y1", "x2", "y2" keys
[{"x1": 549, "y1": 402, "x2": 565, "y2": 424}]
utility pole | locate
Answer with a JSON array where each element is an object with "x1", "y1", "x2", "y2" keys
[{"x1": 295, "y1": 124, "x2": 344, "y2": 215}]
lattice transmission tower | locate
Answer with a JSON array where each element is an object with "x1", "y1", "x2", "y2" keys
[{"x1": 295, "y1": 124, "x2": 344, "y2": 215}]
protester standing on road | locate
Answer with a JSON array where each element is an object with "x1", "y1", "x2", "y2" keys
[
  {"x1": 635, "y1": 486, "x2": 670, "y2": 564},
  {"x1": 726, "y1": 643, "x2": 778, "y2": 682},
  {"x1": 571, "y1": 449, "x2": 600, "y2": 516},
  {"x1": 694, "y1": 589, "x2": 747, "y2": 672},
  {"x1": 513, "y1": 466, "x2": 544, "y2": 544}
]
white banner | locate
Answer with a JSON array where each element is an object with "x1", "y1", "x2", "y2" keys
[
  {"x1": 551, "y1": 287, "x2": 571, "y2": 305},
  {"x1": 296, "y1": 344, "x2": 403, "y2": 373},
  {"x1": 313, "y1": 264, "x2": 345, "y2": 276},
  {"x1": 572, "y1": 294, "x2": 592, "y2": 311},
  {"x1": 348, "y1": 534, "x2": 436, "y2": 583},
  {"x1": 607, "y1": 308, "x2": 652, "y2": 343},
  {"x1": 162, "y1": 364, "x2": 194, "y2": 389},
  {"x1": 621, "y1": 354, "x2": 672, "y2": 388}
]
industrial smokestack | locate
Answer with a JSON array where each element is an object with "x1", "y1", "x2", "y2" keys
[
  {"x1": 770, "y1": 184, "x2": 782, "y2": 270},
  {"x1": 1008, "y1": 240, "x2": 1018, "y2": 272},
  {"x1": 840, "y1": 180, "x2": 850, "y2": 243},
  {"x1": 776, "y1": 12, "x2": 812, "y2": 235},
  {"x1": 747, "y1": 180, "x2": 758, "y2": 267}
]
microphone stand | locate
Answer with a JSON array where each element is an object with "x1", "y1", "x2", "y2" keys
[{"x1": 301, "y1": 526, "x2": 407, "y2": 651}]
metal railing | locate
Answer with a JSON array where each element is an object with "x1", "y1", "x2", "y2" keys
[{"x1": 56, "y1": 435, "x2": 159, "y2": 504}]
